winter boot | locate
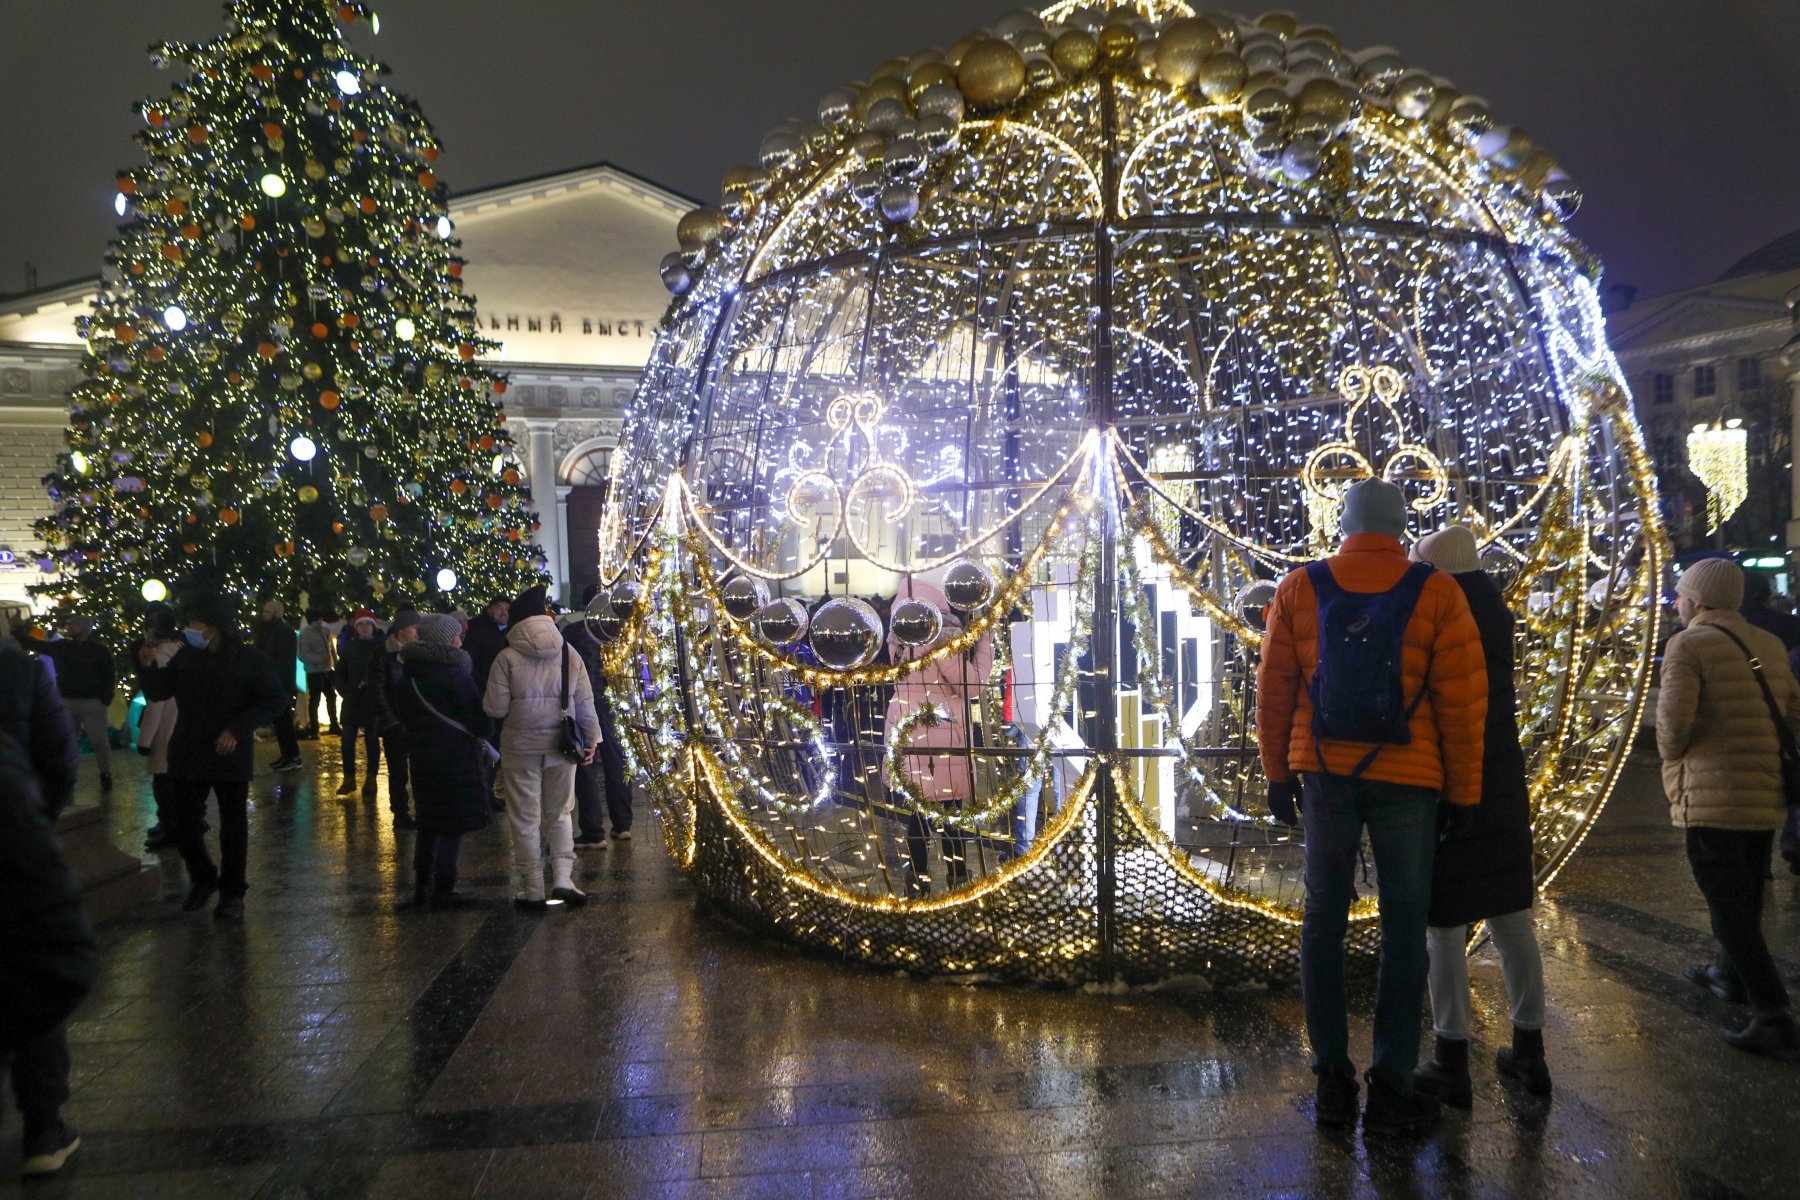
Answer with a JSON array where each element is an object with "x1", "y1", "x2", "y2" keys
[
  {"x1": 1412, "y1": 1035, "x2": 1472, "y2": 1109},
  {"x1": 336, "y1": 773, "x2": 358, "y2": 796},
  {"x1": 1722, "y1": 1012, "x2": 1800, "y2": 1062},
  {"x1": 1313, "y1": 1064, "x2": 1359, "y2": 1129},
  {"x1": 412, "y1": 871, "x2": 432, "y2": 909},
  {"x1": 1362, "y1": 1072, "x2": 1440, "y2": 1137},
  {"x1": 1495, "y1": 1026, "x2": 1553, "y2": 1096},
  {"x1": 433, "y1": 873, "x2": 475, "y2": 908}
]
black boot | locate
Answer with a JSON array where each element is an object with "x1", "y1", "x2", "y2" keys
[
  {"x1": 1313, "y1": 1064, "x2": 1359, "y2": 1129},
  {"x1": 1495, "y1": 1026, "x2": 1553, "y2": 1096},
  {"x1": 412, "y1": 871, "x2": 431, "y2": 909},
  {"x1": 1412, "y1": 1035, "x2": 1472, "y2": 1109},
  {"x1": 433, "y1": 873, "x2": 475, "y2": 908},
  {"x1": 1722, "y1": 1012, "x2": 1800, "y2": 1062},
  {"x1": 336, "y1": 775, "x2": 358, "y2": 796},
  {"x1": 1362, "y1": 1072, "x2": 1440, "y2": 1137}
]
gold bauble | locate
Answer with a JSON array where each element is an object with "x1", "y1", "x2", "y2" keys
[
  {"x1": 1516, "y1": 148, "x2": 1558, "y2": 189},
  {"x1": 298, "y1": 485, "x2": 319, "y2": 503},
  {"x1": 1493, "y1": 128, "x2": 1537, "y2": 171},
  {"x1": 1295, "y1": 25, "x2": 1341, "y2": 52},
  {"x1": 301, "y1": 362, "x2": 324, "y2": 381},
  {"x1": 870, "y1": 57, "x2": 910, "y2": 84},
  {"x1": 1152, "y1": 18, "x2": 1222, "y2": 87},
  {"x1": 304, "y1": 159, "x2": 326, "y2": 180},
  {"x1": 1195, "y1": 51, "x2": 1248, "y2": 103},
  {"x1": 956, "y1": 38, "x2": 1026, "y2": 110},
  {"x1": 1255, "y1": 11, "x2": 1298, "y2": 40},
  {"x1": 1051, "y1": 29, "x2": 1097, "y2": 75},
  {"x1": 676, "y1": 207, "x2": 725, "y2": 252},
  {"x1": 1025, "y1": 57, "x2": 1059, "y2": 91},
  {"x1": 854, "y1": 76, "x2": 911, "y2": 123},
  {"x1": 1097, "y1": 23, "x2": 1137, "y2": 63},
  {"x1": 943, "y1": 34, "x2": 982, "y2": 69},
  {"x1": 1295, "y1": 78, "x2": 1352, "y2": 127},
  {"x1": 907, "y1": 61, "x2": 957, "y2": 97},
  {"x1": 302, "y1": 217, "x2": 326, "y2": 238}
]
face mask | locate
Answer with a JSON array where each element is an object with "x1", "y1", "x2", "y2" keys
[
  {"x1": 496, "y1": 624, "x2": 508, "y2": 632},
  {"x1": 183, "y1": 629, "x2": 209, "y2": 649}
]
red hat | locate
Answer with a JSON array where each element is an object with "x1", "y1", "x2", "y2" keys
[{"x1": 352, "y1": 609, "x2": 378, "y2": 626}]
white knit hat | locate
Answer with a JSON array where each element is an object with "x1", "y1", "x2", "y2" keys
[
  {"x1": 1411, "y1": 526, "x2": 1480, "y2": 575},
  {"x1": 1677, "y1": 558, "x2": 1745, "y2": 610}
]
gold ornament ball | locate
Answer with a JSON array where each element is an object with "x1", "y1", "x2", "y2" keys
[
  {"x1": 955, "y1": 38, "x2": 1026, "y2": 110},
  {"x1": 1051, "y1": 29, "x2": 1097, "y2": 75},
  {"x1": 907, "y1": 61, "x2": 957, "y2": 98},
  {"x1": 298, "y1": 485, "x2": 319, "y2": 504},
  {"x1": 1196, "y1": 51, "x2": 1249, "y2": 103},
  {"x1": 1153, "y1": 18, "x2": 1222, "y2": 87},
  {"x1": 1255, "y1": 11, "x2": 1299, "y2": 40},
  {"x1": 1096, "y1": 23, "x2": 1137, "y2": 63},
  {"x1": 676, "y1": 207, "x2": 725, "y2": 252},
  {"x1": 304, "y1": 159, "x2": 327, "y2": 180},
  {"x1": 301, "y1": 362, "x2": 324, "y2": 381},
  {"x1": 855, "y1": 75, "x2": 911, "y2": 122},
  {"x1": 1295, "y1": 78, "x2": 1352, "y2": 127}
]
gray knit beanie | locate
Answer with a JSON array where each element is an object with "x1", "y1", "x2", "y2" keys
[
  {"x1": 1677, "y1": 558, "x2": 1744, "y2": 611},
  {"x1": 1411, "y1": 526, "x2": 1481, "y2": 575},
  {"x1": 417, "y1": 614, "x2": 462, "y2": 646},
  {"x1": 1338, "y1": 479, "x2": 1407, "y2": 540}
]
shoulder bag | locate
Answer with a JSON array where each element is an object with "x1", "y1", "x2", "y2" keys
[
  {"x1": 1711, "y1": 625, "x2": 1800, "y2": 809},
  {"x1": 558, "y1": 646, "x2": 590, "y2": 765},
  {"x1": 408, "y1": 678, "x2": 501, "y2": 767}
]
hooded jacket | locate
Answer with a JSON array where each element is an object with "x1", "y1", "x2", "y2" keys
[
  {"x1": 482, "y1": 615, "x2": 600, "y2": 756},
  {"x1": 297, "y1": 623, "x2": 338, "y2": 674},
  {"x1": 1657, "y1": 608, "x2": 1800, "y2": 832},
  {"x1": 1256, "y1": 532, "x2": 1488, "y2": 806}
]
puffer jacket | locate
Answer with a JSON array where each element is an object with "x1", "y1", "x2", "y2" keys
[
  {"x1": 483, "y1": 616, "x2": 600, "y2": 756},
  {"x1": 1657, "y1": 608, "x2": 1800, "y2": 831},
  {"x1": 0, "y1": 641, "x2": 78, "y2": 814},
  {"x1": 1257, "y1": 533, "x2": 1488, "y2": 806}
]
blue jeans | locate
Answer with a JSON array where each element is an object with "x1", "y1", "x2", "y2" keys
[{"x1": 1300, "y1": 774, "x2": 1439, "y2": 1093}]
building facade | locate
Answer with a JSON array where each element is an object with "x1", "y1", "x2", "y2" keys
[
  {"x1": 0, "y1": 162, "x2": 689, "y2": 610},
  {"x1": 1608, "y1": 229, "x2": 1800, "y2": 561}
]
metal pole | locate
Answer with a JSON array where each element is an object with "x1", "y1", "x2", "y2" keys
[{"x1": 1093, "y1": 77, "x2": 1121, "y2": 976}]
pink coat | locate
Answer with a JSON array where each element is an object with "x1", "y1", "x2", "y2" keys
[{"x1": 884, "y1": 583, "x2": 994, "y2": 806}]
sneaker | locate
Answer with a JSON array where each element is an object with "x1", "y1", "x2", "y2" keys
[
  {"x1": 214, "y1": 897, "x2": 244, "y2": 921},
  {"x1": 611, "y1": 830, "x2": 632, "y2": 841},
  {"x1": 1684, "y1": 962, "x2": 1746, "y2": 1005},
  {"x1": 574, "y1": 834, "x2": 609, "y2": 849},
  {"x1": 21, "y1": 1120, "x2": 80, "y2": 1177},
  {"x1": 1362, "y1": 1073, "x2": 1440, "y2": 1137},
  {"x1": 549, "y1": 886, "x2": 589, "y2": 907},
  {"x1": 181, "y1": 877, "x2": 219, "y2": 913},
  {"x1": 1314, "y1": 1066, "x2": 1359, "y2": 1129}
]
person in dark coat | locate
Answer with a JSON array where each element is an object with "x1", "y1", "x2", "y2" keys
[
  {"x1": 563, "y1": 591, "x2": 632, "y2": 847},
  {"x1": 394, "y1": 615, "x2": 491, "y2": 907},
  {"x1": 1741, "y1": 571, "x2": 1800, "y2": 651},
  {"x1": 1408, "y1": 527, "x2": 1549, "y2": 1105},
  {"x1": 336, "y1": 611, "x2": 384, "y2": 797},
  {"x1": 38, "y1": 616, "x2": 116, "y2": 792},
  {"x1": 0, "y1": 637, "x2": 78, "y2": 812},
  {"x1": 137, "y1": 593, "x2": 285, "y2": 920},
  {"x1": 463, "y1": 597, "x2": 510, "y2": 692},
  {"x1": 366, "y1": 610, "x2": 424, "y2": 828},
  {"x1": 253, "y1": 601, "x2": 302, "y2": 771},
  {"x1": 0, "y1": 728, "x2": 96, "y2": 1178}
]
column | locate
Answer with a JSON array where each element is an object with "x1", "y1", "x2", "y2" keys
[{"x1": 522, "y1": 420, "x2": 567, "y2": 602}]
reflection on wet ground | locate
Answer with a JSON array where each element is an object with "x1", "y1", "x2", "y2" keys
[{"x1": 4, "y1": 741, "x2": 1796, "y2": 1198}]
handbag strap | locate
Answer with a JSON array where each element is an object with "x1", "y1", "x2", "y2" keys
[
  {"x1": 560, "y1": 644, "x2": 571, "y2": 715},
  {"x1": 1709, "y1": 625, "x2": 1799, "y2": 754},
  {"x1": 408, "y1": 677, "x2": 483, "y2": 744}
]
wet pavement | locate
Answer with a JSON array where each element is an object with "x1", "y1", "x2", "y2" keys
[{"x1": 3, "y1": 736, "x2": 1797, "y2": 1199}]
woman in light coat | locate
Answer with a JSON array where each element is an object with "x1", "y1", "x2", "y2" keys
[
  {"x1": 483, "y1": 585, "x2": 600, "y2": 909},
  {"x1": 136, "y1": 604, "x2": 182, "y2": 852},
  {"x1": 1658, "y1": 557, "x2": 1800, "y2": 1060}
]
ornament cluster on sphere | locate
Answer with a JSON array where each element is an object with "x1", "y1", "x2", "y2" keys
[{"x1": 598, "y1": 1, "x2": 1664, "y2": 984}]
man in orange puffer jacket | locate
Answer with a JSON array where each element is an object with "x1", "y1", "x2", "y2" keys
[{"x1": 1256, "y1": 478, "x2": 1488, "y2": 1136}]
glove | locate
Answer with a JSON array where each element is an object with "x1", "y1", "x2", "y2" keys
[
  {"x1": 1438, "y1": 802, "x2": 1477, "y2": 842},
  {"x1": 1267, "y1": 780, "x2": 1302, "y2": 828}
]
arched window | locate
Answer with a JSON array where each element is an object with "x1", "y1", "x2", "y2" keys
[{"x1": 559, "y1": 440, "x2": 612, "y2": 487}]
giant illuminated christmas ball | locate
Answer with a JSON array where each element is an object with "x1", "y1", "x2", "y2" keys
[{"x1": 600, "y1": 1, "x2": 1664, "y2": 984}]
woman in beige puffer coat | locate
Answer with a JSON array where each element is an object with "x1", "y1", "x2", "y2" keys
[
  {"x1": 482, "y1": 586, "x2": 600, "y2": 910},
  {"x1": 1656, "y1": 557, "x2": 1799, "y2": 1061}
]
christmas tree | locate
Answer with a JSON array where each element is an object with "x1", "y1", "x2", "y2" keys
[{"x1": 34, "y1": 0, "x2": 543, "y2": 644}]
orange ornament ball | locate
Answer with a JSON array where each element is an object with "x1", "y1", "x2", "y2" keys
[
  {"x1": 485, "y1": 494, "x2": 503, "y2": 510},
  {"x1": 196, "y1": 431, "x2": 214, "y2": 448},
  {"x1": 262, "y1": 121, "x2": 281, "y2": 139},
  {"x1": 114, "y1": 323, "x2": 136, "y2": 342},
  {"x1": 369, "y1": 504, "x2": 389, "y2": 522},
  {"x1": 219, "y1": 507, "x2": 240, "y2": 525},
  {"x1": 424, "y1": 146, "x2": 440, "y2": 162},
  {"x1": 161, "y1": 245, "x2": 183, "y2": 262},
  {"x1": 338, "y1": 4, "x2": 357, "y2": 21},
  {"x1": 183, "y1": 542, "x2": 198, "y2": 554},
  {"x1": 145, "y1": 111, "x2": 164, "y2": 128},
  {"x1": 319, "y1": 390, "x2": 341, "y2": 410},
  {"x1": 418, "y1": 171, "x2": 437, "y2": 190},
  {"x1": 447, "y1": 263, "x2": 463, "y2": 278},
  {"x1": 147, "y1": 346, "x2": 167, "y2": 363},
  {"x1": 252, "y1": 65, "x2": 274, "y2": 83},
  {"x1": 502, "y1": 468, "x2": 521, "y2": 486},
  {"x1": 187, "y1": 124, "x2": 208, "y2": 143},
  {"x1": 478, "y1": 434, "x2": 495, "y2": 450},
  {"x1": 331, "y1": 520, "x2": 346, "y2": 534},
  {"x1": 181, "y1": 223, "x2": 201, "y2": 240},
  {"x1": 239, "y1": 214, "x2": 256, "y2": 230},
  {"x1": 449, "y1": 479, "x2": 468, "y2": 495},
  {"x1": 257, "y1": 342, "x2": 278, "y2": 359},
  {"x1": 166, "y1": 199, "x2": 187, "y2": 216},
  {"x1": 358, "y1": 196, "x2": 377, "y2": 214},
  {"x1": 275, "y1": 541, "x2": 295, "y2": 557},
  {"x1": 226, "y1": 371, "x2": 242, "y2": 384},
  {"x1": 311, "y1": 322, "x2": 329, "y2": 339},
  {"x1": 506, "y1": 528, "x2": 521, "y2": 542},
  {"x1": 457, "y1": 343, "x2": 475, "y2": 361}
]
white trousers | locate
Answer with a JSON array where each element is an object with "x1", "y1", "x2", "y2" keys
[
  {"x1": 1426, "y1": 909, "x2": 1546, "y2": 1039},
  {"x1": 498, "y1": 752, "x2": 577, "y2": 899},
  {"x1": 68, "y1": 698, "x2": 113, "y2": 773}
]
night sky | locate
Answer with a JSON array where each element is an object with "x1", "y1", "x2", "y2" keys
[{"x1": 2, "y1": 1, "x2": 1796, "y2": 301}]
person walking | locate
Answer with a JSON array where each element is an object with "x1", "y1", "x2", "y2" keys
[
  {"x1": 254, "y1": 601, "x2": 303, "y2": 771},
  {"x1": 42, "y1": 616, "x2": 116, "y2": 793},
  {"x1": 464, "y1": 596, "x2": 510, "y2": 692},
  {"x1": 1658, "y1": 558, "x2": 1800, "y2": 1060},
  {"x1": 483, "y1": 585, "x2": 599, "y2": 910},
  {"x1": 135, "y1": 605, "x2": 184, "y2": 852},
  {"x1": 367, "y1": 610, "x2": 423, "y2": 828},
  {"x1": 1405, "y1": 526, "x2": 1550, "y2": 1106},
  {"x1": 297, "y1": 610, "x2": 340, "y2": 738},
  {"x1": 137, "y1": 593, "x2": 285, "y2": 920},
  {"x1": 0, "y1": 729, "x2": 97, "y2": 1178},
  {"x1": 395, "y1": 615, "x2": 492, "y2": 908},
  {"x1": 336, "y1": 611, "x2": 384, "y2": 798},
  {"x1": 1256, "y1": 478, "x2": 1487, "y2": 1136}
]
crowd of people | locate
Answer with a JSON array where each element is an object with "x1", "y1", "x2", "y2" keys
[
  {"x1": 1256, "y1": 478, "x2": 1799, "y2": 1139},
  {"x1": 4, "y1": 478, "x2": 1798, "y2": 1175}
]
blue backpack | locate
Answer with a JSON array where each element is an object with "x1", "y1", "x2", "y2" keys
[{"x1": 1304, "y1": 559, "x2": 1434, "y2": 778}]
